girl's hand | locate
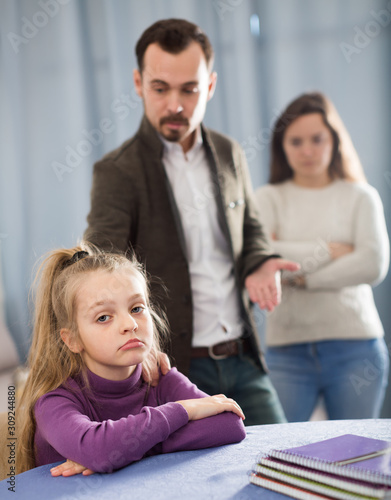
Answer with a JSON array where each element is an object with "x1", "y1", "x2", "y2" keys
[
  {"x1": 329, "y1": 242, "x2": 354, "y2": 260},
  {"x1": 50, "y1": 459, "x2": 94, "y2": 477},
  {"x1": 176, "y1": 395, "x2": 245, "y2": 421}
]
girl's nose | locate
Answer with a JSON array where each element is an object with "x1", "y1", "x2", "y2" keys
[{"x1": 121, "y1": 314, "x2": 138, "y2": 334}]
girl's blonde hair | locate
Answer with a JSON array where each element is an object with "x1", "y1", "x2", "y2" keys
[{"x1": 16, "y1": 242, "x2": 168, "y2": 473}]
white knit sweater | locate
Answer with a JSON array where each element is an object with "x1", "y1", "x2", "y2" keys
[{"x1": 255, "y1": 179, "x2": 389, "y2": 346}]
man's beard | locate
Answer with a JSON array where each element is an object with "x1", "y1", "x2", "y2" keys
[{"x1": 159, "y1": 115, "x2": 189, "y2": 142}]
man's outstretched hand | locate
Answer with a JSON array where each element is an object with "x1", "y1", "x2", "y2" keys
[{"x1": 245, "y1": 258, "x2": 300, "y2": 312}]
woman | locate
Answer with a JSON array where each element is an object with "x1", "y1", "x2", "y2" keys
[{"x1": 255, "y1": 92, "x2": 389, "y2": 421}]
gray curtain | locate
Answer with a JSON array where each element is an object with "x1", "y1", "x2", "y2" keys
[{"x1": 1, "y1": 0, "x2": 390, "y2": 414}]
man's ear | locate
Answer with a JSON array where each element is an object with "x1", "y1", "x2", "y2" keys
[
  {"x1": 133, "y1": 68, "x2": 143, "y2": 99},
  {"x1": 207, "y1": 71, "x2": 217, "y2": 101},
  {"x1": 60, "y1": 328, "x2": 83, "y2": 354}
]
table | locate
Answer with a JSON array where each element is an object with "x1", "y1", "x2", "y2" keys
[{"x1": 1, "y1": 419, "x2": 390, "y2": 500}]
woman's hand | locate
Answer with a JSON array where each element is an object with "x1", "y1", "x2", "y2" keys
[
  {"x1": 328, "y1": 242, "x2": 354, "y2": 260},
  {"x1": 176, "y1": 395, "x2": 245, "y2": 421},
  {"x1": 282, "y1": 274, "x2": 306, "y2": 288},
  {"x1": 50, "y1": 459, "x2": 94, "y2": 477}
]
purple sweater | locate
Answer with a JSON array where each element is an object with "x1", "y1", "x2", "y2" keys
[{"x1": 34, "y1": 366, "x2": 246, "y2": 472}]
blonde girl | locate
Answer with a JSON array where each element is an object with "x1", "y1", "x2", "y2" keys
[{"x1": 17, "y1": 244, "x2": 245, "y2": 475}]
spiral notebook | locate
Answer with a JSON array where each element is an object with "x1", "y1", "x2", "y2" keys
[
  {"x1": 250, "y1": 434, "x2": 391, "y2": 500},
  {"x1": 254, "y1": 457, "x2": 391, "y2": 498},
  {"x1": 249, "y1": 472, "x2": 390, "y2": 500},
  {"x1": 266, "y1": 434, "x2": 391, "y2": 486}
]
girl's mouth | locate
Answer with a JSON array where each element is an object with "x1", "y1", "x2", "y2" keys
[{"x1": 119, "y1": 338, "x2": 144, "y2": 350}]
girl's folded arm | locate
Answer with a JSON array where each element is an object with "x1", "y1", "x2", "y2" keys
[
  {"x1": 160, "y1": 412, "x2": 246, "y2": 454},
  {"x1": 35, "y1": 392, "x2": 189, "y2": 473},
  {"x1": 155, "y1": 368, "x2": 246, "y2": 452}
]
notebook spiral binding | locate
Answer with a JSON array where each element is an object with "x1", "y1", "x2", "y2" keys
[{"x1": 268, "y1": 450, "x2": 391, "y2": 486}]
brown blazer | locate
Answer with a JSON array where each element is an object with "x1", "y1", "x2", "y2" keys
[{"x1": 85, "y1": 116, "x2": 277, "y2": 374}]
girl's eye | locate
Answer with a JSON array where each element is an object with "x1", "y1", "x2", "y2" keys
[
  {"x1": 131, "y1": 306, "x2": 144, "y2": 314},
  {"x1": 97, "y1": 315, "x2": 110, "y2": 323},
  {"x1": 312, "y1": 135, "x2": 323, "y2": 144}
]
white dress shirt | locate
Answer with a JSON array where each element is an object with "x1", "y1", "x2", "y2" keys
[{"x1": 161, "y1": 128, "x2": 243, "y2": 347}]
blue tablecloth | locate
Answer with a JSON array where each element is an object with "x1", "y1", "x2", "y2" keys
[{"x1": 2, "y1": 418, "x2": 390, "y2": 500}]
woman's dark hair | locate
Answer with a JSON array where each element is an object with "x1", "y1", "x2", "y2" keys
[
  {"x1": 136, "y1": 18, "x2": 214, "y2": 72},
  {"x1": 269, "y1": 92, "x2": 366, "y2": 184}
]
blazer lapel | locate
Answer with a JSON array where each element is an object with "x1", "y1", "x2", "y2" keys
[
  {"x1": 201, "y1": 126, "x2": 235, "y2": 256},
  {"x1": 138, "y1": 116, "x2": 188, "y2": 260}
]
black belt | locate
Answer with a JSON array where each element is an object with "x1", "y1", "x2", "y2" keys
[{"x1": 191, "y1": 338, "x2": 251, "y2": 360}]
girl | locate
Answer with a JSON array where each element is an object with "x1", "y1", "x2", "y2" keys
[
  {"x1": 255, "y1": 92, "x2": 389, "y2": 422},
  {"x1": 16, "y1": 244, "x2": 245, "y2": 476}
]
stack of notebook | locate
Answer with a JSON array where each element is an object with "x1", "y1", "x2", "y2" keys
[{"x1": 250, "y1": 434, "x2": 391, "y2": 500}]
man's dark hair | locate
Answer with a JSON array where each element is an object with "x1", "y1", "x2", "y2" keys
[{"x1": 135, "y1": 18, "x2": 214, "y2": 72}]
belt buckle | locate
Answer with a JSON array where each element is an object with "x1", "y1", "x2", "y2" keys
[{"x1": 208, "y1": 344, "x2": 229, "y2": 360}]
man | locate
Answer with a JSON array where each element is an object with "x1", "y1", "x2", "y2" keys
[{"x1": 85, "y1": 19, "x2": 299, "y2": 425}]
